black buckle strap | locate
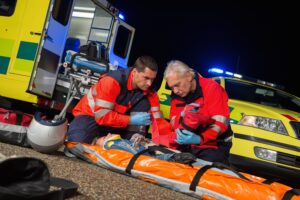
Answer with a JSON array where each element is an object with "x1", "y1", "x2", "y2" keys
[
  {"x1": 125, "y1": 148, "x2": 152, "y2": 174},
  {"x1": 189, "y1": 162, "x2": 252, "y2": 192},
  {"x1": 262, "y1": 178, "x2": 280, "y2": 184},
  {"x1": 282, "y1": 189, "x2": 300, "y2": 200},
  {"x1": 125, "y1": 145, "x2": 175, "y2": 174}
]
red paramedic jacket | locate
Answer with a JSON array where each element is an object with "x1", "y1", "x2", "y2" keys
[
  {"x1": 73, "y1": 68, "x2": 162, "y2": 128},
  {"x1": 169, "y1": 74, "x2": 230, "y2": 149}
]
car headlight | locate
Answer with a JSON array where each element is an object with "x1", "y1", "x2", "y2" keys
[
  {"x1": 254, "y1": 147, "x2": 277, "y2": 162},
  {"x1": 238, "y1": 115, "x2": 287, "y2": 135}
]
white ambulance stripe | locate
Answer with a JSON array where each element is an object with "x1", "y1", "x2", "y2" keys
[
  {"x1": 212, "y1": 115, "x2": 229, "y2": 125},
  {"x1": 94, "y1": 109, "x2": 111, "y2": 119},
  {"x1": 151, "y1": 106, "x2": 160, "y2": 111},
  {"x1": 95, "y1": 99, "x2": 114, "y2": 109}
]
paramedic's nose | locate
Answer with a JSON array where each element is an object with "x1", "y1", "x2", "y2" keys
[
  {"x1": 173, "y1": 87, "x2": 179, "y2": 95},
  {"x1": 146, "y1": 79, "x2": 152, "y2": 87}
]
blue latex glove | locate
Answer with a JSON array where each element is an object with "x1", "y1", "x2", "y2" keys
[
  {"x1": 129, "y1": 112, "x2": 151, "y2": 125},
  {"x1": 175, "y1": 129, "x2": 201, "y2": 145},
  {"x1": 180, "y1": 111, "x2": 184, "y2": 117}
]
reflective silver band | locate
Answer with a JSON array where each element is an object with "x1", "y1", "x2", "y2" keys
[
  {"x1": 150, "y1": 106, "x2": 160, "y2": 111},
  {"x1": 95, "y1": 99, "x2": 114, "y2": 109},
  {"x1": 92, "y1": 87, "x2": 97, "y2": 96},
  {"x1": 212, "y1": 115, "x2": 229, "y2": 125},
  {"x1": 0, "y1": 123, "x2": 27, "y2": 133},
  {"x1": 87, "y1": 88, "x2": 95, "y2": 111},
  {"x1": 170, "y1": 116, "x2": 176, "y2": 127},
  {"x1": 94, "y1": 108, "x2": 111, "y2": 119},
  {"x1": 153, "y1": 112, "x2": 163, "y2": 119},
  {"x1": 210, "y1": 124, "x2": 222, "y2": 135}
]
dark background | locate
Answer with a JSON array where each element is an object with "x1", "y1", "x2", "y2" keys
[{"x1": 111, "y1": 0, "x2": 297, "y2": 96}]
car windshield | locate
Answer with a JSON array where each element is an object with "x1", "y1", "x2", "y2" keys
[{"x1": 225, "y1": 79, "x2": 300, "y2": 113}]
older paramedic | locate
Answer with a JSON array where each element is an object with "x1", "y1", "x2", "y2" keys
[
  {"x1": 164, "y1": 60, "x2": 232, "y2": 163},
  {"x1": 66, "y1": 56, "x2": 163, "y2": 143}
]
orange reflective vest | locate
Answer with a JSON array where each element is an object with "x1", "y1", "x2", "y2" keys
[
  {"x1": 169, "y1": 74, "x2": 230, "y2": 149},
  {"x1": 73, "y1": 68, "x2": 162, "y2": 128}
]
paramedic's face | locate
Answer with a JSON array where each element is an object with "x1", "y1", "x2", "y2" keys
[
  {"x1": 133, "y1": 67, "x2": 157, "y2": 91},
  {"x1": 166, "y1": 71, "x2": 193, "y2": 97}
]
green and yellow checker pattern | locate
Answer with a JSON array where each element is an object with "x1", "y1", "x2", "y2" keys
[
  {"x1": 0, "y1": 0, "x2": 50, "y2": 103},
  {"x1": 0, "y1": 38, "x2": 14, "y2": 74},
  {"x1": 0, "y1": 39, "x2": 38, "y2": 75}
]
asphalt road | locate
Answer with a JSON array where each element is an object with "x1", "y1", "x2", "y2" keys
[{"x1": 0, "y1": 142, "x2": 197, "y2": 200}]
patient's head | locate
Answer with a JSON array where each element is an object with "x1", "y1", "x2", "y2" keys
[{"x1": 95, "y1": 133, "x2": 121, "y2": 147}]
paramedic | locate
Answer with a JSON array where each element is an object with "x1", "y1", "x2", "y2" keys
[
  {"x1": 66, "y1": 56, "x2": 163, "y2": 143},
  {"x1": 164, "y1": 60, "x2": 232, "y2": 163}
]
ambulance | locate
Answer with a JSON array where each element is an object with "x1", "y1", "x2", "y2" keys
[{"x1": 0, "y1": 0, "x2": 135, "y2": 110}]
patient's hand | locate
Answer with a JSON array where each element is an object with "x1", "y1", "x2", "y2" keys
[{"x1": 130, "y1": 133, "x2": 150, "y2": 148}]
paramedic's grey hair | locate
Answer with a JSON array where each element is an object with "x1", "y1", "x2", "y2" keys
[{"x1": 164, "y1": 60, "x2": 195, "y2": 79}]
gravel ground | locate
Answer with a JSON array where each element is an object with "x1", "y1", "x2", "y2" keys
[{"x1": 0, "y1": 142, "x2": 197, "y2": 200}]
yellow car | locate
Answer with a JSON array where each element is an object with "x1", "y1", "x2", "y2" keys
[{"x1": 158, "y1": 73, "x2": 300, "y2": 187}]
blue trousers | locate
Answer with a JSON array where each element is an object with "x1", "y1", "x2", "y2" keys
[
  {"x1": 66, "y1": 115, "x2": 134, "y2": 143},
  {"x1": 190, "y1": 144, "x2": 231, "y2": 163}
]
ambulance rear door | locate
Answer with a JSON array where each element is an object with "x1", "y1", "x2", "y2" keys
[
  {"x1": 0, "y1": 0, "x2": 51, "y2": 103},
  {"x1": 27, "y1": 0, "x2": 74, "y2": 98}
]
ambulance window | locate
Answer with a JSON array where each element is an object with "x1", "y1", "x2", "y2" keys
[
  {"x1": 0, "y1": 0, "x2": 16, "y2": 16},
  {"x1": 113, "y1": 25, "x2": 132, "y2": 58},
  {"x1": 52, "y1": 0, "x2": 73, "y2": 26}
]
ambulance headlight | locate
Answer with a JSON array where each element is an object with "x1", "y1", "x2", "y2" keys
[
  {"x1": 254, "y1": 147, "x2": 277, "y2": 162},
  {"x1": 238, "y1": 115, "x2": 287, "y2": 135}
]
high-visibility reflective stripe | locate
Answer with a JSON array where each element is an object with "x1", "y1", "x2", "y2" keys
[
  {"x1": 151, "y1": 106, "x2": 160, "y2": 111},
  {"x1": 212, "y1": 115, "x2": 229, "y2": 125},
  {"x1": 210, "y1": 124, "x2": 222, "y2": 135},
  {"x1": 95, "y1": 99, "x2": 114, "y2": 109},
  {"x1": 153, "y1": 112, "x2": 163, "y2": 119},
  {"x1": 170, "y1": 116, "x2": 176, "y2": 127},
  {"x1": 95, "y1": 108, "x2": 111, "y2": 119},
  {"x1": 87, "y1": 88, "x2": 95, "y2": 111},
  {"x1": 92, "y1": 87, "x2": 97, "y2": 96}
]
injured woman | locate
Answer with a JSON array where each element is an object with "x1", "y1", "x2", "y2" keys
[{"x1": 92, "y1": 133, "x2": 197, "y2": 165}]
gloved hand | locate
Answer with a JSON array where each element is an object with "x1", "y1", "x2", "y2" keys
[
  {"x1": 175, "y1": 129, "x2": 201, "y2": 145},
  {"x1": 180, "y1": 111, "x2": 184, "y2": 117},
  {"x1": 129, "y1": 112, "x2": 151, "y2": 125}
]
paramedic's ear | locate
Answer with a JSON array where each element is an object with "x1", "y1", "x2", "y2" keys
[{"x1": 186, "y1": 71, "x2": 193, "y2": 82}]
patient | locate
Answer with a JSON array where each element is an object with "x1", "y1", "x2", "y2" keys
[{"x1": 94, "y1": 133, "x2": 196, "y2": 164}]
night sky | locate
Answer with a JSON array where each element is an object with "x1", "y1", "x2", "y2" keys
[{"x1": 111, "y1": 1, "x2": 296, "y2": 96}]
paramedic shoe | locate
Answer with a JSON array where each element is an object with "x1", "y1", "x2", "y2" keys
[{"x1": 64, "y1": 146, "x2": 76, "y2": 158}]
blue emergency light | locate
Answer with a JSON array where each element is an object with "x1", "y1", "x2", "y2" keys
[
  {"x1": 208, "y1": 68, "x2": 223, "y2": 74},
  {"x1": 118, "y1": 13, "x2": 125, "y2": 20},
  {"x1": 208, "y1": 67, "x2": 243, "y2": 79}
]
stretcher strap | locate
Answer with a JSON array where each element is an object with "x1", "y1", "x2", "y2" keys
[
  {"x1": 282, "y1": 189, "x2": 300, "y2": 200},
  {"x1": 262, "y1": 178, "x2": 280, "y2": 184},
  {"x1": 125, "y1": 145, "x2": 174, "y2": 174},
  {"x1": 189, "y1": 162, "x2": 251, "y2": 192},
  {"x1": 125, "y1": 148, "x2": 150, "y2": 174}
]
